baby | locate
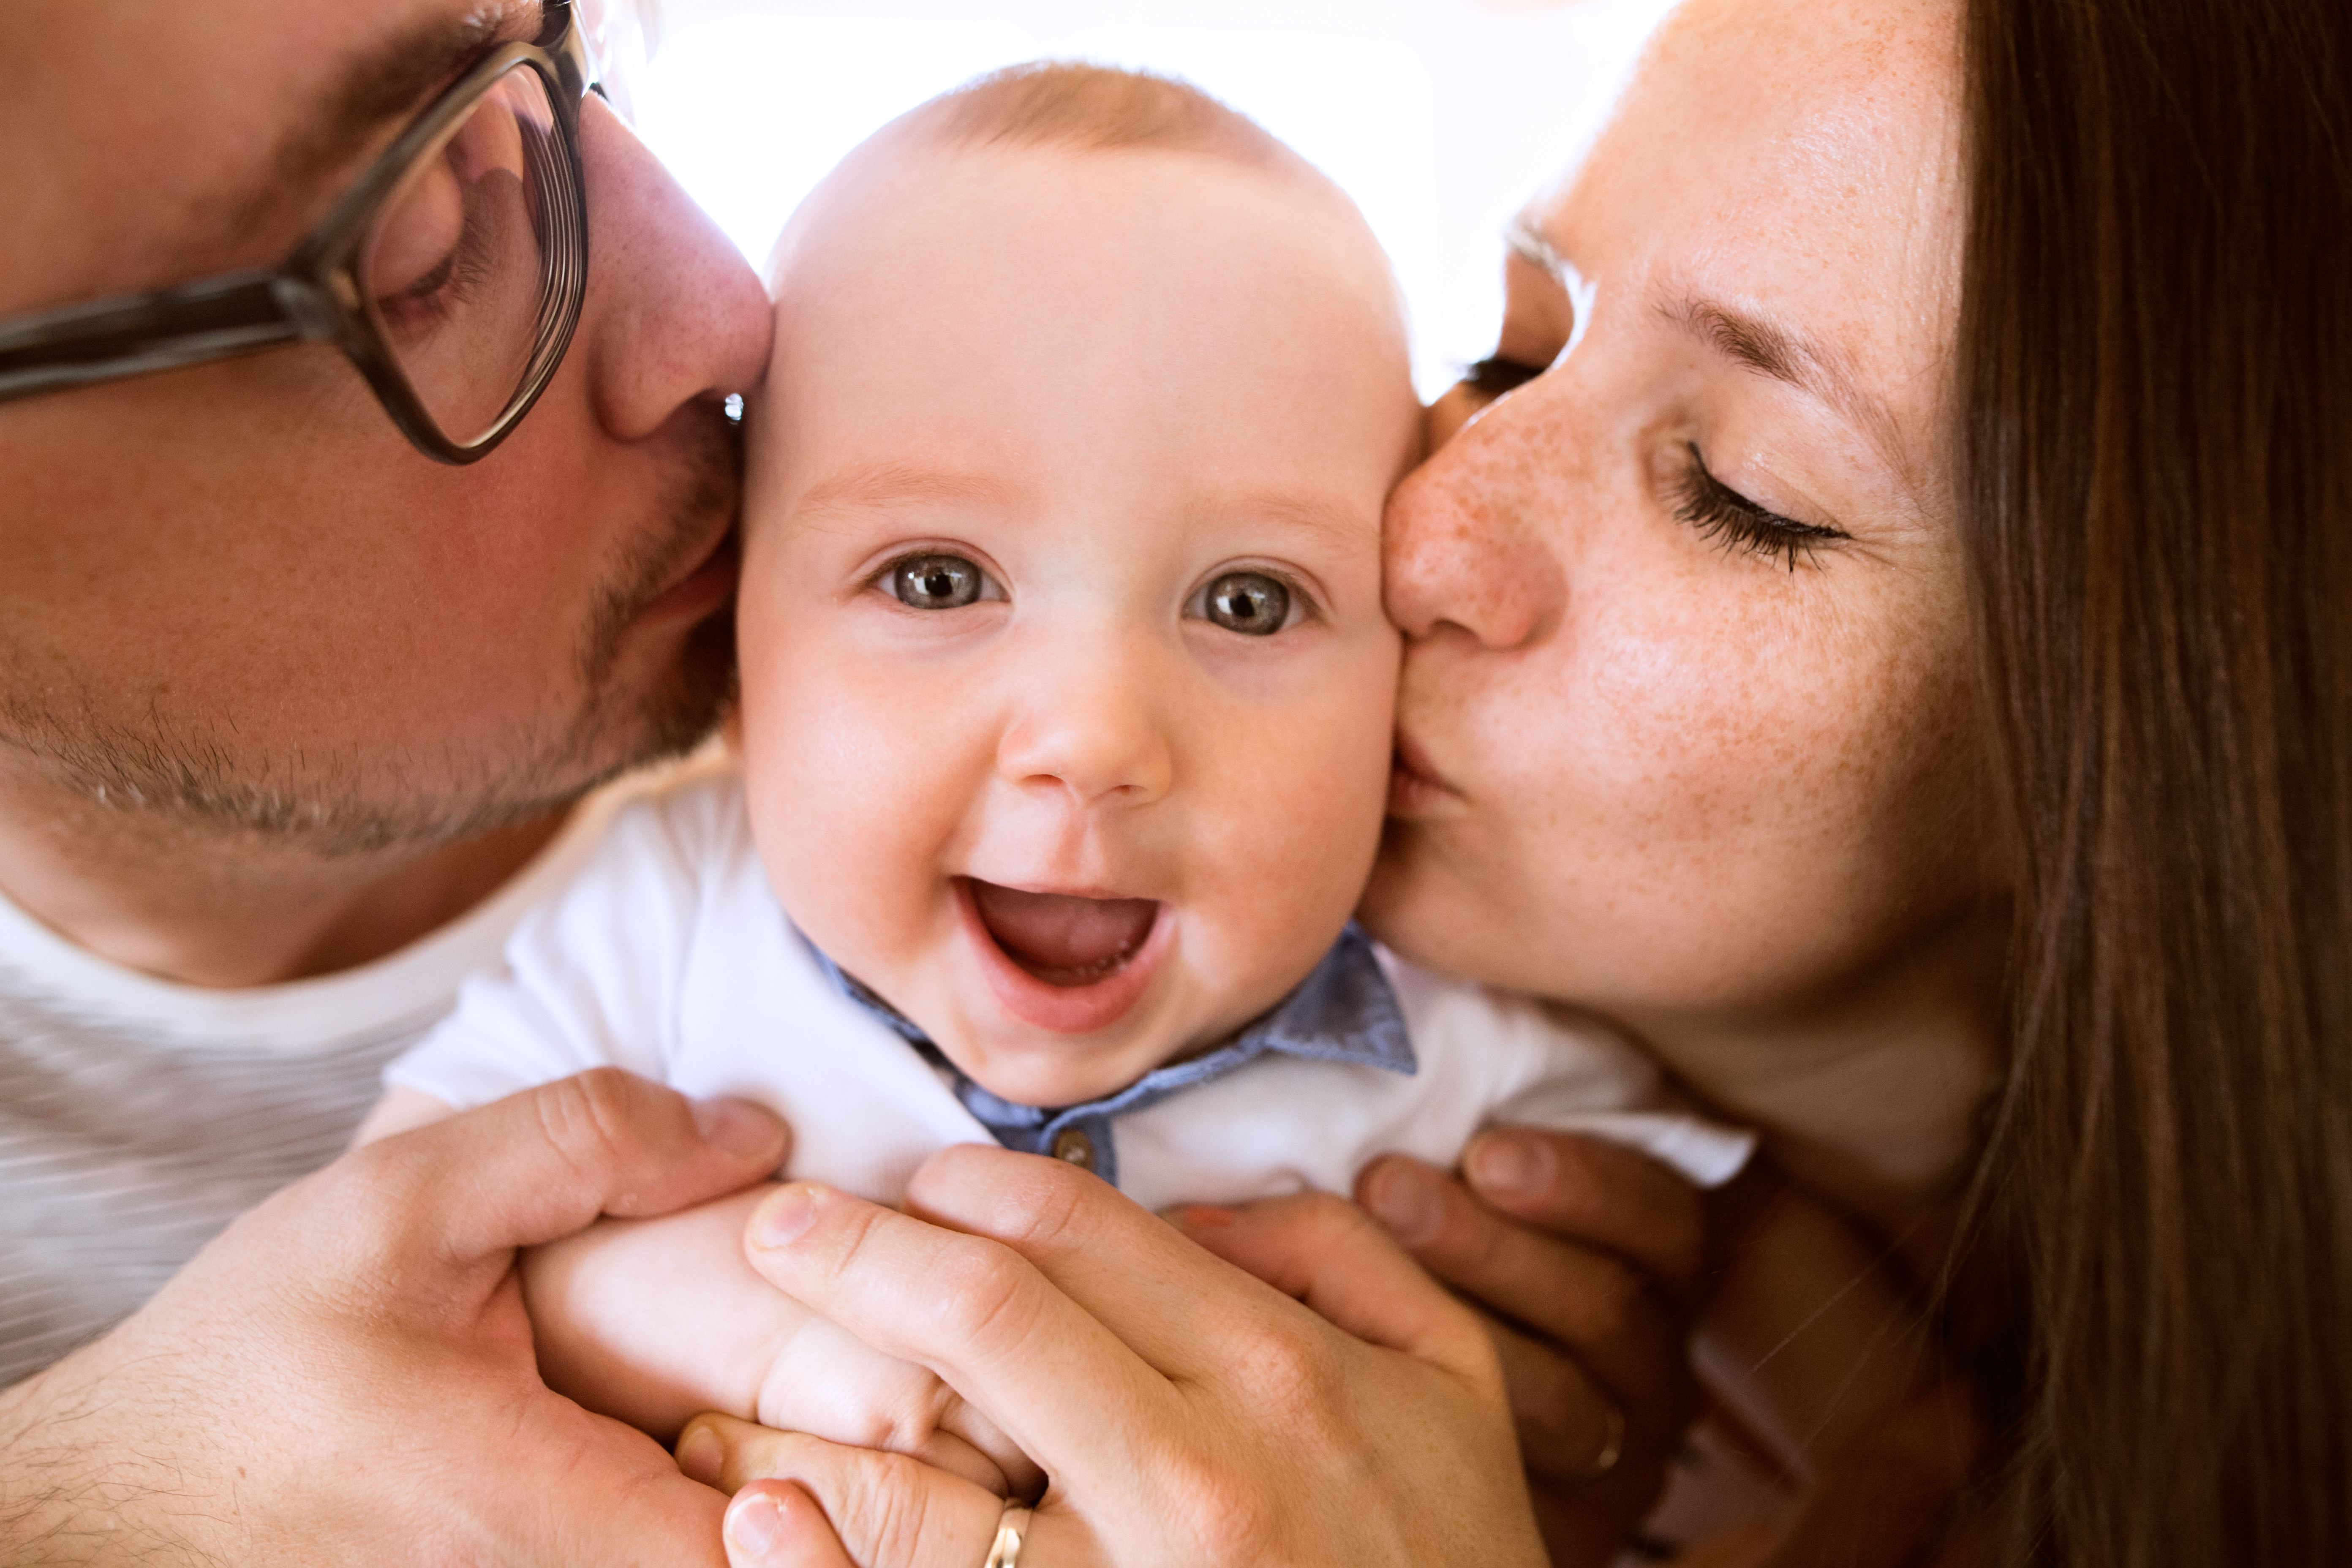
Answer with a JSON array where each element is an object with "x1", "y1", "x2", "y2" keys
[{"x1": 359, "y1": 65, "x2": 1757, "y2": 1498}]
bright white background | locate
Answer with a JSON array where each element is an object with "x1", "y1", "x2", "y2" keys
[{"x1": 630, "y1": 0, "x2": 1677, "y2": 397}]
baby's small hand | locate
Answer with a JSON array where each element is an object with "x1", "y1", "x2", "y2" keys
[
  {"x1": 519, "y1": 1184, "x2": 1040, "y2": 1497},
  {"x1": 753, "y1": 1309, "x2": 1042, "y2": 1498}
]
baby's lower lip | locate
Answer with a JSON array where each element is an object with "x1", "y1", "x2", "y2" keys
[{"x1": 955, "y1": 879, "x2": 1169, "y2": 1034}]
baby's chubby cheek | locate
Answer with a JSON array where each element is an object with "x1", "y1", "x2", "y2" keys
[{"x1": 1167, "y1": 645, "x2": 1401, "y2": 1033}]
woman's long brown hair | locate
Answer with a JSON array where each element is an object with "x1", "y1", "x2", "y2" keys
[{"x1": 1960, "y1": 0, "x2": 2352, "y2": 1559}]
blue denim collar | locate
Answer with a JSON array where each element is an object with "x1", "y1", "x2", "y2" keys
[{"x1": 806, "y1": 923, "x2": 1415, "y2": 1189}]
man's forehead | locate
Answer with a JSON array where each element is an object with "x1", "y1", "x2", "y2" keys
[{"x1": 0, "y1": 0, "x2": 536, "y2": 309}]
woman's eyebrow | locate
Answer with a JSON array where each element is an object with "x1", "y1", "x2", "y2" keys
[{"x1": 1666, "y1": 295, "x2": 1908, "y2": 482}]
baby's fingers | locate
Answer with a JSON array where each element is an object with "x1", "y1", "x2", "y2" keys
[
  {"x1": 932, "y1": 1399, "x2": 1046, "y2": 1500},
  {"x1": 683, "y1": 1418, "x2": 1070, "y2": 1568}
]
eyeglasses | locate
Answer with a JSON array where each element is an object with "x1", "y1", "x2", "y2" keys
[{"x1": 0, "y1": 1, "x2": 608, "y2": 464}]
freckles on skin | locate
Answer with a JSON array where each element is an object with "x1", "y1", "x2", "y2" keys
[{"x1": 1367, "y1": 0, "x2": 1983, "y2": 1021}]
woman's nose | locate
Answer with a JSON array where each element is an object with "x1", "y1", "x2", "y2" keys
[
  {"x1": 1382, "y1": 409, "x2": 1568, "y2": 651},
  {"x1": 995, "y1": 641, "x2": 1176, "y2": 808}
]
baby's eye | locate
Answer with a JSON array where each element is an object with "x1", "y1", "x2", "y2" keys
[
  {"x1": 1191, "y1": 570, "x2": 1293, "y2": 636},
  {"x1": 889, "y1": 553, "x2": 997, "y2": 610}
]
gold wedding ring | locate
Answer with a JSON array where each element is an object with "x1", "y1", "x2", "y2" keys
[
  {"x1": 983, "y1": 1502, "x2": 1033, "y2": 1568},
  {"x1": 1568, "y1": 1401, "x2": 1627, "y2": 1484}
]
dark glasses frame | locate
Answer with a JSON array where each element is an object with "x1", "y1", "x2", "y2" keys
[{"x1": 0, "y1": 0, "x2": 596, "y2": 464}]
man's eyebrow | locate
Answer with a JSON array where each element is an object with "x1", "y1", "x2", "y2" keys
[
  {"x1": 1665, "y1": 295, "x2": 1910, "y2": 482},
  {"x1": 213, "y1": 3, "x2": 533, "y2": 245}
]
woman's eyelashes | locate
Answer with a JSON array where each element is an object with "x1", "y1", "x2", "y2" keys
[
  {"x1": 1669, "y1": 444, "x2": 1848, "y2": 572},
  {"x1": 885, "y1": 551, "x2": 1004, "y2": 610}
]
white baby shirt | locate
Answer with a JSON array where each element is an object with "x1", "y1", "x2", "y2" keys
[{"x1": 387, "y1": 772, "x2": 1753, "y2": 1208}]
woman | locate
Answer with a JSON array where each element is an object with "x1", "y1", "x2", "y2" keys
[{"x1": 687, "y1": 0, "x2": 2352, "y2": 1561}]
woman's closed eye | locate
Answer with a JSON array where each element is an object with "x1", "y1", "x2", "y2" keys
[
  {"x1": 1670, "y1": 444, "x2": 1848, "y2": 572},
  {"x1": 885, "y1": 552, "x2": 1005, "y2": 610}
]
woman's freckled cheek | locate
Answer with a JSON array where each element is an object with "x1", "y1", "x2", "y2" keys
[{"x1": 1565, "y1": 566, "x2": 1925, "y2": 884}]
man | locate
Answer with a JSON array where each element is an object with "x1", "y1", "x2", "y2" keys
[
  {"x1": 0, "y1": 3, "x2": 1718, "y2": 1563},
  {"x1": 0, "y1": 2, "x2": 796, "y2": 1560}
]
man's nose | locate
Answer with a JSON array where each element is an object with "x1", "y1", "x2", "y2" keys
[
  {"x1": 1382, "y1": 403, "x2": 1568, "y2": 652},
  {"x1": 996, "y1": 635, "x2": 1176, "y2": 808},
  {"x1": 574, "y1": 95, "x2": 772, "y2": 439}
]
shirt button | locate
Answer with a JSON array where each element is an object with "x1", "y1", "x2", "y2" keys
[{"x1": 1051, "y1": 1129, "x2": 1095, "y2": 1171}]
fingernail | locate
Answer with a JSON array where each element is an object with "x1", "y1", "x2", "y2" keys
[
  {"x1": 1361, "y1": 1158, "x2": 1442, "y2": 1246},
  {"x1": 692, "y1": 1097, "x2": 781, "y2": 1161},
  {"x1": 752, "y1": 1185, "x2": 817, "y2": 1249},
  {"x1": 727, "y1": 1492, "x2": 787, "y2": 1558},
  {"x1": 1467, "y1": 1131, "x2": 1550, "y2": 1198},
  {"x1": 676, "y1": 1423, "x2": 720, "y2": 1485}
]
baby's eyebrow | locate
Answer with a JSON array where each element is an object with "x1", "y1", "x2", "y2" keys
[
  {"x1": 1185, "y1": 490, "x2": 1376, "y2": 553},
  {"x1": 792, "y1": 460, "x2": 1026, "y2": 519}
]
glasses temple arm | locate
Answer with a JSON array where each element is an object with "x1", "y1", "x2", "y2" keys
[{"x1": 0, "y1": 271, "x2": 322, "y2": 404}]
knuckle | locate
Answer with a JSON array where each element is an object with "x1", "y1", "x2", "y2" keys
[
  {"x1": 924, "y1": 1236, "x2": 1045, "y2": 1362},
  {"x1": 1158, "y1": 1449, "x2": 1282, "y2": 1559},
  {"x1": 535, "y1": 1067, "x2": 647, "y2": 1179},
  {"x1": 1234, "y1": 1319, "x2": 1350, "y2": 1432},
  {"x1": 854, "y1": 1449, "x2": 954, "y2": 1566},
  {"x1": 995, "y1": 1157, "x2": 1094, "y2": 1251},
  {"x1": 873, "y1": 1367, "x2": 956, "y2": 1454}
]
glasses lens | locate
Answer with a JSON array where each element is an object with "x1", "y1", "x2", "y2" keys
[{"x1": 357, "y1": 62, "x2": 583, "y2": 449}]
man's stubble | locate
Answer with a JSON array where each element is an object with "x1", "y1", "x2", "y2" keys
[{"x1": 0, "y1": 420, "x2": 741, "y2": 860}]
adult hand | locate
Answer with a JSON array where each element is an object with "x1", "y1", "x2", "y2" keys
[
  {"x1": 0, "y1": 1067, "x2": 787, "y2": 1567},
  {"x1": 1339, "y1": 1129, "x2": 1712, "y2": 1568},
  {"x1": 681, "y1": 1144, "x2": 1552, "y2": 1568},
  {"x1": 1347, "y1": 1132, "x2": 1987, "y2": 1568}
]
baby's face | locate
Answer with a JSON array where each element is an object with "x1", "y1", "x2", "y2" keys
[{"x1": 739, "y1": 140, "x2": 1418, "y2": 1107}]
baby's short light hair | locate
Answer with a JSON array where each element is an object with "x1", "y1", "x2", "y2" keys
[{"x1": 895, "y1": 61, "x2": 1308, "y2": 179}]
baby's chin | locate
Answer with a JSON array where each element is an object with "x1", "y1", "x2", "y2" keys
[{"x1": 926, "y1": 1002, "x2": 1208, "y2": 1109}]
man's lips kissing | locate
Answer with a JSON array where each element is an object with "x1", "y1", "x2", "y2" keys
[{"x1": 956, "y1": 877, "x2": 1169, "y2": 1035}]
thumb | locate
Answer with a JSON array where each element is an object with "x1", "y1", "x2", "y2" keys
[
  {"x1": 362, "y1": 1067, "x2": 789, "y2": 1265},
  {"x1": 721, "y1": 1484, "x2": 858, "y2": 1568},
  {"x1": 683, "y1": 1417, "x2": 1012, "y2": 1568}
]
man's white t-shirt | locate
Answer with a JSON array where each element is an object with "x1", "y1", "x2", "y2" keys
[
  {"x1": 388, "y1": 772, "x2": 1754, "y2": 1211},
  {"x1": 0, "y1": 786, "x2": 633, "y2": 1388}
]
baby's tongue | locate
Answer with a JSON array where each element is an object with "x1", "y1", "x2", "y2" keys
[{"x1": 969, "y1": 879, "x2": 1158, "y2": 985}]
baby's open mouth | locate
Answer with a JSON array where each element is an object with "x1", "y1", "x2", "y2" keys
[{"x1": 964, "y1": 878, "x2": 1160, "y2": 988}]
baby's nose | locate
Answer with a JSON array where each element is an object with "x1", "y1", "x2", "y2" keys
[{"x1": 995, "y1": 648, "x2": 1175, "y2": 807}]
